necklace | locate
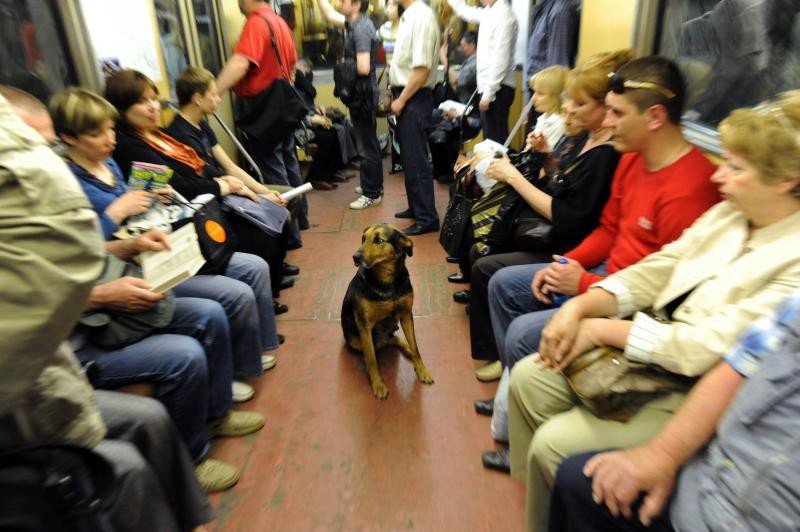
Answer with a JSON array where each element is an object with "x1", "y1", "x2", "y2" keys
[{"x1": 650, "y1": 141, "x2": 690, "y2": 172}]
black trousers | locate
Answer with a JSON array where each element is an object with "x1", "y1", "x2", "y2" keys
[
  {"x1": 550, "y1": 452, "x2": 675, "y2": 532},
  {"x1": 468, "y1": 248, "x2": 551, "y2": 361},
  {"x1": 229, "y1": 216, "x2": 288, "y2": 298},
  {"x1": 480, "y1": 85, "x2": 515, "y2": 143},
  {"x1": 351, "y1": 108, "x2": 384, "y2": 199},
  {"x1": 305, "y1": 128, "x2": 344, "y2": 183}
]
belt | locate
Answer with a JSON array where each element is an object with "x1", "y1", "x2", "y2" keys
[{"x1": 390, "y1": 87, "x2": 433, "y2": 97}]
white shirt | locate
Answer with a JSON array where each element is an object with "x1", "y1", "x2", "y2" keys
[
  {"x1": 533, "y1": 112, "x2": 566, "y2": 149},
  {"x1": 447, "y1": 0, "x2": 517, "y2": 102},
  {"x1": 389, "y1": 0, "x2": 440, "y2": 89}
]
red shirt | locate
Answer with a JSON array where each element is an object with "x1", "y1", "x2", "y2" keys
[
  {"x1": 234, "y1": 6, "x2": 297, "y2": 97},
  {"x1": 566, "y1": 147, "x2": 721, "y2": 293}
]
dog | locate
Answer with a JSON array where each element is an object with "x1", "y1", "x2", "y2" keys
[{"x1": 341, "y1": 223, "x2": 434, "y2": 399}]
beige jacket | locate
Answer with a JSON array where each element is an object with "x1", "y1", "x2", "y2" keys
[
  {"x1": 0, "y1": 96, "x2": 106, "y2": 448},
  {"x1": 596, "y1": 201, "x2": 800, "y2": 377}
]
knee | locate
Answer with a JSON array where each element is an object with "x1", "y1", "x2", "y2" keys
[
  {"x1": 504, "y1": 318, "x2": 538, "y2": 363},
  {"x1": 168, "y1": 337, "x2": 208, "y2": 378}
]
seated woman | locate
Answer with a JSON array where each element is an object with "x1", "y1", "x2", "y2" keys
[
  {"x1": 103, "y1": 69, "x2": 295, "y2": 300},
  {"x1": 50, "y1": 87, "x2": 282, "y2": 402},
  {"x1": 528, "y1": 65, "x2": 569, "y2": 149},
  {"x1": 463, "y1": 50, "x2": 631, "y2": 381},
  {"x1": 508, "y1": 90, "x2": 800, "y2": 531}
]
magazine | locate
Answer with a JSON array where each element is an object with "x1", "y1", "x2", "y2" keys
[{"x1": 127, "y1": 161, "x2": 173, "y2": 191}]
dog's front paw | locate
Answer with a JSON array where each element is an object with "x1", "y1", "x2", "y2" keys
[
  {"x1": 415, "y1": 366, "x2": 434, "y2": 385},
  {"x1": 372, "y1": 380, "x2": 389, "y2": 399}
]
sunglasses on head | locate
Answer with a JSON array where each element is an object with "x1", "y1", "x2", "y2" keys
[{"x1": 607, "y1": 73, "x2": 676, "y2": 100}]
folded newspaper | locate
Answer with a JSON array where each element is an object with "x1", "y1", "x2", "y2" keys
[{"x1": 139, "y1": 223, "x2": 205, "y2": 293}]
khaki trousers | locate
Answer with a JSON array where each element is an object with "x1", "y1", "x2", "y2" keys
[{"x1": 507, "y1": 355, "x2": 686, "y2": 531}]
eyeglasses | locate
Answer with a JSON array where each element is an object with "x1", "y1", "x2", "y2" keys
[{"x1": 607, "y1": 73, "x2": 676, "y2": 100}]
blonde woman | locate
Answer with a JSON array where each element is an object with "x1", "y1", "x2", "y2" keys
[{"x1": 529, "y1": 65, "x2": 569, "y2": 148}]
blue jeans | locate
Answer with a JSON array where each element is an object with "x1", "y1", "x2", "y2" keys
[
  {"x1": 75, "y1": 297, "x2": 234, "y2": 460},
  {"x1": 174, "y1": 252, "x2": 278, "y2": 378},
  {"x1": 488, "y1": 262, "x2": 607, "y2": 369},
  {"x1": 395, "y1": 87, "x2": 438, "y2": 228}
]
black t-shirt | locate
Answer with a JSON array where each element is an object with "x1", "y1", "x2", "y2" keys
[{"x1": 164, "y1": 114, "x2": 225, "y2": 178}]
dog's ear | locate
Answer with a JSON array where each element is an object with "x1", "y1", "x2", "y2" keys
[{"x1": 398, "y1": 232, "x2": 413, "y2": 257}]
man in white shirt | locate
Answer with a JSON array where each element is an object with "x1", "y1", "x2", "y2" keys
[
  {"x1": 389, "y1": 0, "x2": 441, "y2": 235},
  {"x1": 448, "y1": 0, "x2": 517, "y2": 143}
]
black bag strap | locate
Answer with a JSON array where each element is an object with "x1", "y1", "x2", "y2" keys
[{"x1": 258, "y1": 13, "x2": 291, "y2": 81}]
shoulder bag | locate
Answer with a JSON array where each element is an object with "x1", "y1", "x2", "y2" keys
[
  {"x1": 79, "y1": 255, "x2": 176, "y2": 349},
  {"x1": 236, "y1": 14, "x2": 307, "y2": 149},
  {"x1": 564, "y1": 346, "x2": 697, "y2": 422}
]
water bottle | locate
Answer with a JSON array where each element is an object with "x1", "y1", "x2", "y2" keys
[{"x1": 549, "y1": 257, "x2": 571, "y2": 307}]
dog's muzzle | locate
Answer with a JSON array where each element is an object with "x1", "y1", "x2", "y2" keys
[{"x1": 353, "y1": 250, "x2": 363, "y2": 267}]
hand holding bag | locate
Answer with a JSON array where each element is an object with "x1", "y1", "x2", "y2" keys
[
  {"x1": 563, "y1": 346, "x2": 696, "y2": 422},
  {"x1": 236, "y1": 14, "x2": 307, "y2": 149}
]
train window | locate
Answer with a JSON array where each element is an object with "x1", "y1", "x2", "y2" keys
[
  {"x1": 0, "y1": 0, "x2": 78, "y2": 102},
  {"x1": 658, "y1": 0, "x2": 800, "y2": 129},
  {"x1": 193, "y1": 0, "x2": 224, "y2": 74},
  {"x1": 155, "y1": 0, "x2": 190, "y2": 95}
]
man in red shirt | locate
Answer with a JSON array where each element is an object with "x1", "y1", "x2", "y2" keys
[
  {"x1": 217, "y1": 0, "x2": 307, "y2": 246},
  {"x1": 479, "y1": 56, "x2": 720, "y2": 471}
]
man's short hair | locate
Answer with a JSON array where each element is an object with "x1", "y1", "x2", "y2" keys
[
  {"x1": 359, "y1": 0, "x2": 369, "y2": 13},
  {"x1": 613, "y1": 56, "x2": 686, "y2": 125},
  {"x1": 0, "y1": 84, "x2": 48, "y2": 116},
  {"x1": 175, "y1": 66, "x2": 216, "y2": 107},
  {"x1": 461, "y1": 30, "x2": 477, "y2": 47}
]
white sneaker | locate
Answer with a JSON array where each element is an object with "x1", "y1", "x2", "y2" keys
[
  {"x1": 355, "y1": 185, "x2": 363, "y2": 194},
  {"x1": 232, "y1": 381, "x2": 255, "y2": 403},
  {"x1": 349, "y1": 195, "x2": 382, "y2": 210},
  {"x1": 262, "y1": 354, "x2": 278, "y2": 372}
]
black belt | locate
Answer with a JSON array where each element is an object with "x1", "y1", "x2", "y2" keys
[{"x1": 390, "y1": 87, "x2": 432, "y2": 98}]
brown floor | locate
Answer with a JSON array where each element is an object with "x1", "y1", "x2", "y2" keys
[{"x1": 207, "y1": 161, "x2": 525, "y2": 531}]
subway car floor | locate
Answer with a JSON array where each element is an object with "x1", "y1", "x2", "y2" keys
[{"x1": 206, "y1": 158, "x2": 526, "y2": 531}]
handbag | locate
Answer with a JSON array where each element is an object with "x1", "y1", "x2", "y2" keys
[
  {"x1": 79, "y1": 255, "x2": 176, "y2": 349},
  {"x1": 222, "y1": 195, "x2": 288, "y2": 238},
  {"x1": 171, "y1": 196, "x2": 238, "y2": 275},
  {"x1": 236, "y1": 14, "x2": 307, "y2": 149},
  {"x1": 564, "y1": 346, "x2": 696, "y2": 422},
  {"x1": 510, "y1": 204, "x2": 553, "y2": 252},
  {"x1": 439, "y1": 165, "x2": 475, "y2": 258}
]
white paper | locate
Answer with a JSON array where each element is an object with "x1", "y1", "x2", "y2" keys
[
  {"x1": 438, "y1": 100, "x2": 467, "y2": 114},
  {"x1": 140, "y1": 223, "x2": 205, "y2": 293},
  {"x1": 280, "y1": 182, "x2": 313, "y2": 201}
]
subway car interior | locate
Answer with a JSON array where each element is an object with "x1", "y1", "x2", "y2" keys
[{"x1": 1, "y1": 0, "x2": 799, "y2": 530}]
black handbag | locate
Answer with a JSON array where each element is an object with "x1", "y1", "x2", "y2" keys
[
  {"x1": 172, "y1": 196, "x2": 238, "y2": 275},
  {"x1": 439, "y1": 165, "x2": 475, "y2": 258},
  {"x1": 510, "y1": 204, "x2": 553, "y2": 251},
  {"x1": 236, "y1": 14, "x2": 307, "y2": 149},
  {"x1": 79, "y1": 255, "x2": 176, "y2": 349}
]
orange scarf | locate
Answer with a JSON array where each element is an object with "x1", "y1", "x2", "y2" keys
[{"x1": 143, "y1": 130, "x2": 206, "y2": 176}]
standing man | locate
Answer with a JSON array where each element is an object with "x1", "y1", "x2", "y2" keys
[
  {"x1": 217, "y1": 0, "x2": 307, "y2": 247},
  {"x1": 448, "y1": 0, "x2": 517, "y2": 143},
  {"x1": 316, "y1": 0, "x2": 385, "y2": 210},
  {"x1": 390, "y1": 0, "x2": 441, "y2": 235}
]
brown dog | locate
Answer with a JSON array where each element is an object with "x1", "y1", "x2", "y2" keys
[{"x1": 341, "y1": 224, "x2": 434, "y2": 399}]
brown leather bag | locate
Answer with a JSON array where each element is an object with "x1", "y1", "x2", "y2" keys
[{"x1": 564, "y1": 346, "x2": 696, "y2": 422}]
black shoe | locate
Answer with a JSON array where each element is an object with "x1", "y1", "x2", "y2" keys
[
  {"x1": 453, "y1": 289, "x2": 470, "y2": 303},
  {"x1": 278, "y1": 334, "x2": 285, "y2": 345},
  {"x1": 279, "y1": 277, "x2": 295, "y2": 290},
  {"x1": 394, "y1": 209, "x2": 415, "y2": 219},
  {"x1": 282, "y1": 262, "x2": 300, "y2": 276},
  {"x1": 273, "y1": 301, "x2": 289, "y2": 315},
  {"x1": 402, "y1": 223, "x2": 439, "y2": 236},
  {"x1": 448, "y1": 273, "x2": 468, "y2": 284},
  {"x1": 482, "y1": 448, "x2": 510, "y2": 473},
  {"x1": 286, "y1": 241, "x2": 303, "y2": 250},
  {"x1": 474, "y1": 398, "x2": 494, "y2": 416},
  {"x1": 446, "y1": 256, "x2": 461, "y2": 264}
]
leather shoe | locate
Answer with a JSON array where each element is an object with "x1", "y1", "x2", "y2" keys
[
  {"x1": 453, "y1": 289, "x2": 470, "y2": 303},
  {"x1": 475, "y1": 360, "x2": 502, "y2": 382},
  {"x1": 402, "y1": 223, "x2": 439, "y2": 236},
  {"x1": 310, "y1": 180, "x2": 337, "y2": 191},
  {"x1": 278, "y1": 334, "x2": 285, "y2": 345},
  {"x1": 279, "y1": 277, "x2": 295, "y2": 290},
  {"x1": 448, "y1": 273, "x2": 468, "y2": 284},
  {"x1": 446, "y1": 256, "x2": 461, "y2": 264},
  {"x1": 282, "y1": 262, "x2": 300, "y2": 276},
  {"x1": 394, "y1": 209, "x2": 414, "y2": 219},
  {"x1": 273, "y1": 301, "x2": 289, "y2": 315},
  {"x1": 474, "y1": 398, "x2": 494, "y2": 416},
  {"x1": 481, "y1": 448, "x2": 510, "y2": 473}
]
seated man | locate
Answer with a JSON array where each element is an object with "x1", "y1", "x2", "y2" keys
[
  {"x1": 551, "y1": 292, "x2": 800, "y2": 531},
  {"x1": 428, "y1": 30, "x2": 480, "y2": 183},
  {"x1": 0, "y1": 88, "x2": 211, "y2": 530}
]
